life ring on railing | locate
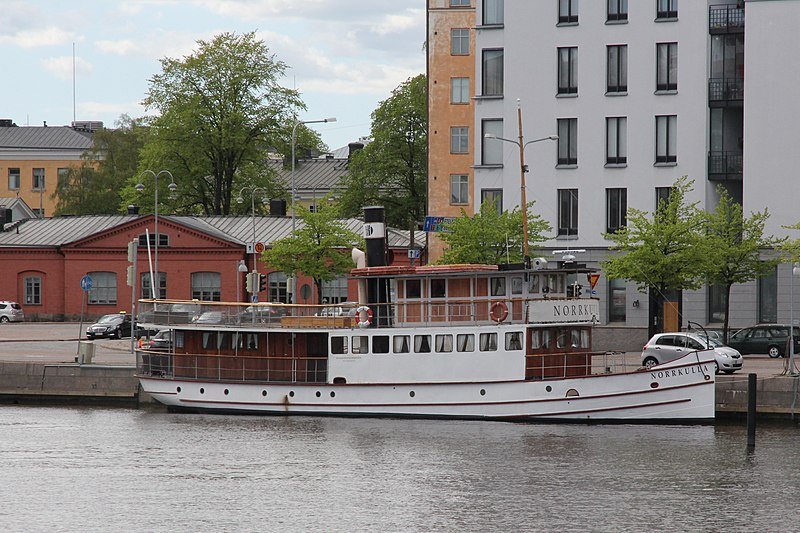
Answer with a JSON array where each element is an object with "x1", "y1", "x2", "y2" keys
[
  {"x1": 356, "y1": 305, "x2": 373, "y2": 328},
  {"x1": 490, "y1": 301, "x2": 508, "y2": 323}
]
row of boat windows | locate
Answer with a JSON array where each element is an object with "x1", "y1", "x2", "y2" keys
[
  {"x1": 403, "y1": 275, "x2": 566, "y2": 299},
  {"x1": 331, "y1": 331, "x2": 524, "y2": 355},
  {"x1": 201, "y1": 332, "x2": 260, "y2": 350},
  {"x1": 532, "y1": 329, "x2": 590, "y2": 350}
]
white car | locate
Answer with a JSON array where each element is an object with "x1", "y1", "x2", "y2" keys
[
  {"x1": 0, "y1": 301, "x2": 24, "y2": 323},
  {"x1": 641, "y1": 332, "x2": 743, "y2": 374}
]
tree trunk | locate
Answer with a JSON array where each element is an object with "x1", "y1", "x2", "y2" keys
[{"x1": 722, "y1": 282, "x2": 733, "y2": 345}]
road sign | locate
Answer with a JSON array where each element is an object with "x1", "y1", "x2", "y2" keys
[
  {"x1": 407, "y1": 248, "x2": 421, "y2": 259},
  {"x1": 588, "y1": 273, "x2": 601, "y2": 289},
  {"x1": 423, "y1": 216, "x2": 456, "y2": 233},
  {"x1": 251, "y1": 294, "x2": 258, "y2": 303},
  {"x1": 80, "y1": 275, "x2": 93, "y2": 292}
]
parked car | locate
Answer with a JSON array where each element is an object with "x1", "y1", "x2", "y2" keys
[
  {"x1": 147, "y1": 329, "x2": 172, "y2": 351},
  {"x1": 237, "y1": 304, "x2": 287, "y2": 324},
  {"x1": 641, "y1": 332, "x2": 743, "y2": 374},
  {"x1": 0, "y1": 301, "x2": 24, "y2": 323},
  {"x1": 86, "y1": 313, "x2": 133, "y2": 339},
  {"x1": 192, "y1": 310, "x2": 225, "y2": 325},
  {"x1": 727, "y1": 324, "x2": 800, "y2": 358}
]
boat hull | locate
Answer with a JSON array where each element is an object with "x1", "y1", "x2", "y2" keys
[{"x1": 139, "y1": 354, "x2": 715, "y2": 423}]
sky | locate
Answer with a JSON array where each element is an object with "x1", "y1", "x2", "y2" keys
[{"x1": 0, "y1": 0, "x2": 426, "y2": 151}]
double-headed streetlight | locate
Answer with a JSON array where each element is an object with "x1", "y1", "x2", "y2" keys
[
  {"x1": 484, "y1": 102, "x2": 557, "y2": 268},
  {"x1": 135, "y1": 170, "x2": 177, "y2": 298},
  {"x1": 290, "y1": 116, "x2": 336, "y2": 302}
]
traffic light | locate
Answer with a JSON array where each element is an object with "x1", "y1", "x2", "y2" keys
[
  {"x1": 575, "y1": 284, "x2": 583, "y2": 297},
  {"x1": 126, "y1": 240, "x2": 138, "y2": 287},
  {"x1": 259, "y1": 273, "x2": 267, "y2": 292},
  {"x1": 126, "y1": 266, "x2": 135, "y2": 287},
  {"x1": 245, "y1": 272, "x2": 254, "y2": 293}
]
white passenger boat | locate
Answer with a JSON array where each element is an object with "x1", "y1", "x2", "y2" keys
[{"x1": 136, "y1": 260, "x2": 715, "y2": 423}]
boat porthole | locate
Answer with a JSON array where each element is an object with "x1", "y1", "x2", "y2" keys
[
  {"x1": 176, "y1": 387, "x2": 181, "y2": 393},
  {"x1": 410, "y1": 391, "x2": 415, "y2": 398},
  {"x1": 545, "y1": 386, "x2": 552, "y2": 393},
  {"x1": 289, "y1": 391, "x2": 295, "y2": 397},
  {"x1": 650, "y1": 382, "x2": 659, "y2": 389},
  {"x1": 316, "y1": 391, "x2": 321, "y2": 398},
  {"x1": 200, "y1": 388, "x2": 205, "y2": 394},
  {"x1": 224, "y1": 389, "x2": 229, "y2": 395},
  {"x1": 480, "y1": 389, "x2": 486, "y2": 396},
  {"x1": 262, "y1": 390, "x2": 267, "y2": 397},
  {"x1": 330, "y1": 391, "x2": 336, "y2": 398},
  {"x1": 566, "y1": 388, "x2": 579, "y2": 397}
]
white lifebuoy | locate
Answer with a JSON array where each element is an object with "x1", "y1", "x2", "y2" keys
[
  {"x1": 490, "y1": 301, "x2": 509, "y2": 323},
  {"x1": 356, "y1": 305, "x2": 373, "y2": 328}
]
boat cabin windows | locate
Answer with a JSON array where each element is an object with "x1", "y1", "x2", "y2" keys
[
  {"x1": 331, "y1": 336, "x2": 348, "y2": 354},
  {"x1": 246, "y1": 333, "x2": 258, "y2": 350},
  {"x1": 202, "y1": 332, "x2": 215, "y2": 350},
  {"x1": 490, "y1": 277, "x2": 506, "y2": 296},
  {"x1": 435, "y1": 334, "x2": 454, "y2": 353},
  {"x1": 505, "y1": 331, "x2": 523, "y2": 351},
  {"x1": 352, "y1": 335, "x2": 369, "y2": 354},
  {"x1": 394, "y1": 335, "x2": 411, "y2": 354},
  {"x1": 217, "y1": 333, "x2": 230, "y2": 350},
  {"x1": 372, "y1": 335, "x2": 390, "y2": 354},
  {"x1": 406, "y1": 279, "x2": 422, "y2": 299},
  {"x1": 414, "y1": 334, "x2": 432, "y2": 353},
  {"x1": 175, "y1": 331, "x2": 184, "y2": 349},
  {"x1": 511, "y1": 276, "x2": 523, "y2": 295},
  {"x1": 529, "y1": 275, "x2": 540, "y2": 293},
  {"x1": 528, "y1": 326, "x2": 591, "y2": 353},
  {"x1": 430, "y1": 279, "x2": 446, "y2": 298},
  {"x1": 479, "y1": 332, "x2": 498, "y2": 351},
  {"x1": 457, "y1": 334, "x2": 475, "y2": 352}
]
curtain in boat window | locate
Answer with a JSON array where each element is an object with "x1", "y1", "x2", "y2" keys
[
  {"x1": 393, "y1": 335, "x2": 410, "y2": 354},
  {"x1": 479, "y1": 332, "x2": 498, "y2": 351},
  {"x1": 414, "y1": 335, "x2": 432, "y2": 353},
  {"x1": 505, "y1": 332, "x2": 523, "y2": 351},
  {"x1": 435, "y1": 334, "x2": 453, "y2": 353},
  {"x1": 457, "y1": 334, "x2": 475, "y2": 352}
]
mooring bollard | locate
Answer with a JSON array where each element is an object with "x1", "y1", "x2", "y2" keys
[{"x1": 747, "y1": 373, "x2": 757, "y2": 448}]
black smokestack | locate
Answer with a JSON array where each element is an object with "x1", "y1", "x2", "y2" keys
[{"x1": 363, "y1": 206, "x2": 391, "y2": 326}]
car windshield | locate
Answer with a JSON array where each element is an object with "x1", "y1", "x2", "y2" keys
[{"x1": 98, "y1": 315, "x2": 122, "y2": 323}]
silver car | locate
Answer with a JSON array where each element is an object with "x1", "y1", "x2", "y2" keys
[
  {"x1": 0, "y1": 301, "x2": 24, "y2": 323},
  {"x1": 641, "y1": 332, "x2": 743, "y2": 374}
]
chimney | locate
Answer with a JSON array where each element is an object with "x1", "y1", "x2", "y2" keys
[
  {"x1": 127, "y1": 205, "x2": 140, "y2": 215},
  {"x1": 269, "y1": 199, "x2": 287, "y2": 217},
  {"x1": 43, "y1": 121, "x2": 47, "y2": 127},
  {"x1": 348, "y1": 142, "x2": 364, "y2": 159}
]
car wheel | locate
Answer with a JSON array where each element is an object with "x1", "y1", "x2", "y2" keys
[
  {"x1": 714, "y1": 362, "x2": 720, "y2": 375},
  {"x1": 113, "y1": 328, "x2": 121, "y2": 339},
  {"x1": 643, "y1": 356, "x2": 659, "y2": 369},
  {"x1": 767, "y1": 345, "x2": 782, "y2": 358},
  {"x1": 0, "y1": 316, "x2": 9, "y2": 323}
]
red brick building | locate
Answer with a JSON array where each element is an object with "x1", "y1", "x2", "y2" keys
[{"x1": 0, "y1": 214, "x2": 421, "y2": 320}]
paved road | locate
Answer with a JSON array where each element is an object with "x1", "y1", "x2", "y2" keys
[{"x1": 0, "y1": 323, "x2": 797, "y2": 376}]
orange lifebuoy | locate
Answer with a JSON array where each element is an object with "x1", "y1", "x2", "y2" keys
[
  {"x1": 356, "y1": 305, "x2": 373, "y2": 328},
  {"x1": 490, "y1": 301, "x2": 508, "y2": 323}
]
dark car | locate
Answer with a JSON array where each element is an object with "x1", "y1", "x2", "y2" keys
[
  {"x1": 86, "y1": 313, "x2": 132, "y2": 339},
  {"x1": 727, "y1": 324, "x2": 800, "y2": 358}
]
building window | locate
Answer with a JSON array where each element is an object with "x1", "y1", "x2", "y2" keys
[
  {"x1": 655, "y1": 187, "x2": 672, "y2": 211},
  {"x1": 482, "y1": 49, "x2": 504, "y2": 96},
  {"x1": 758, "y1": 265, "x2": 777, "y2": 323},
  {"x1": 655, "y1": 115, "x2": 677, "y2": 164},
  {"x1": 656, "y1": 0, "x2": 678, "y2": 19},
  {"x1": 656, "y1": 42, "x2": 678, "y2": 91},
  {"x1": 609, "y1": 278, "x2": 626, "y2": 322},
  {"x1": 450, "y1": 175, "x2": 469, "y2": 205},
  {"x1": 557, "y1": 189, "x2": 578, "y2": 236},
  {"x1": 141, "y1": 272, "x2": 167, "y2": 299},
  {"x1": 269, "y1": 272, "x2": 289, "y2": 303},
  {"x1": 708, "y1": 284, "x2": 726, "y2": 323},
  {"x1": 8, "y1": 168, "x2": 20, "y2": 190},
  {"x1": 57, "y1": 167, "x2": 70, "y2": 187},
  {"x1": 32, "y1": 168, "x2": 45, "y2": 191},
  {"x1": 557, "y1": 118, "x2": 577, "y2": 166},
  {"x1": 607, "y1": 45, "x2": 627, "y2": 93},
  {"x1": 606, "y1": 188, "x2": 627, "y2": 233},
  {"x1": 483, "y1": 0, "x2": 503, "y2": 24},
  {"x1": 321, "y1": 276, "x2": 348, "y2": 304},
  {"x1": 25, "y1": 276, "x2": 41, "y2": 305},
  {"x1": 557, "y1": 47, "x2": 578, "y2": 95},
  {"x1": 451, "y1": 77, "x2": 469, "y2": 104},
  {"x1": 608, "y1": 0, "x2": 628, "y2": 21},
  {"x1": 138, "y1": 233, "x2": 170, "y2": 247},
  {"x1": 481, "y1": 189, "x2": 503, "y2": 214},
  {"x1": 559, "y1": 0, "x2": 578, "y2": 24},
  {"x1": 191, "y1": 272, "x2": 221, "y2": 301},
  {"x1": 450, "y1": 127, "x2": 469, "y2": 154},
  {"x1": 481, "y1": 119, "x2": 503, "y2": 165},
  {"x1": 450, "y1": 0, "x2": 470, "y2": 5},
  {"x1": 451, "y1": 28, "x2": 470, "y2": 55},
  {"x1": 88, "y1": 272, "x2": 117, "y2": 305},
  {"x1": 606, "y1": 117, "x2": 627, "y2": 165}
]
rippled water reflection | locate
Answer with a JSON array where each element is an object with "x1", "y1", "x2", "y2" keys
[{"x1": 0, "y1": 406, "x2": 798, "y2": 532}]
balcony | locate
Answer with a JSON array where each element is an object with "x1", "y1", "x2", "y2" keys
[
  {"x1": 709, "y1": 4, "x2": 744, "y2": 34},
  {"x1": 708, "y1": 151, "x2": 743, "y2": 181},
  {"x1": 709, "y1": 78, "x2": 744, "y2": 107}
]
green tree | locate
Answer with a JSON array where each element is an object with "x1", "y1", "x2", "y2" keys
[
  {"x1": 603, "y1": 176, "x2": 708, "y2": 336},
  {"x1": 53, "y1": 115, "x2": 147, "y2": 215},
  {"x1": 134, "y1": 31, "x2": 317, "y2": 215},
  {"x1": 337, "y1": 74, "x2": 427, "y2": 244},
  {"x1": 437, "y1": 199, "x2": 551, "y2": 265},
  {"x1": 262, "y1": 201, "x2": 363, "y2": 304},
  {"x1": 703, "y1": 186, "x2": 785, "y2": 342}
]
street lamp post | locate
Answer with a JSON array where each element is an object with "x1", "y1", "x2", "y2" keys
[
  {"x1": 237, "y1": 186, "x2": 270, "y2": 274},
  {"x1": 291, "y1": 116, "x2": 336, "y2": 303},
  {"x1": 484, "y1": 101, "x2": 557, "y2": 267},
  {"x1": 135, "y1": 170, "x2": 177, "y2": 298},
  {"x1": 236, "y1": 259, "x2": 249, "y2": 303},
  {"x1": 789, "y1": 262, "x2": 800, "y2": 375}
]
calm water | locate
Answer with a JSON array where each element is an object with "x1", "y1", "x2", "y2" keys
[{"x1": 0, "y1": 406, "x2": 798, "y2": 532}]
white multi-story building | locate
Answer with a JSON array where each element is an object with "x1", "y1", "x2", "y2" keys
[{"x1": 428, "y1": 0, "x2": 800, "y2": 347}]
